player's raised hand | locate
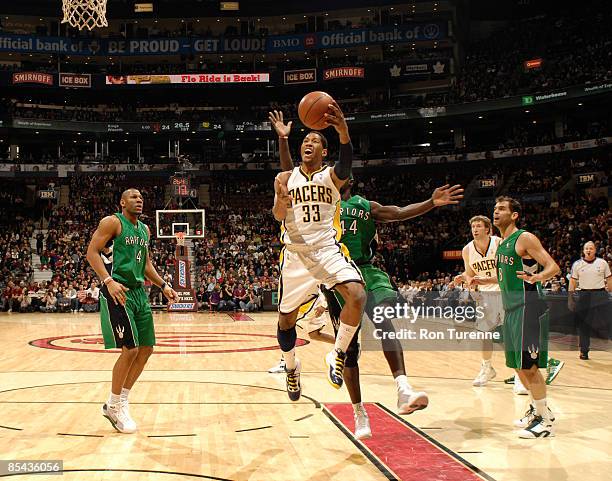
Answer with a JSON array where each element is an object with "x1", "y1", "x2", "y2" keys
[
  {"x1": 431, "y1": 184, "x2": 464, "y2": 206},
  {"x1": 268, "y1": 110, "x2": 292, "y2": 138},
  {"x1": 324, "y1": 101, "x2": 349, "y2": 136}
]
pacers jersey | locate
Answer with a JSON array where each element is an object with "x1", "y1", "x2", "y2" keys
[
  {"x1": 340, "y1": 195, "x2": 377, "y2": 264},
  {"x1": 496, "y1": 229, "x2": 541, "y2": 311},
  {"x1": 101, "y1": 213, "x2": 149, "y2": 288},
  {"x1": 467, "y1": 236, "x2": 501, "y2": 292},
  {"x1": 281, "y1": 165, "x2": 341, "y2": 249}
]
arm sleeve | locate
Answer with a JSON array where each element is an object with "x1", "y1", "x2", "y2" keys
[
  {"x1": 333, "y1": 142, "x2": 353, "y2": 180},
  {"x1": 604, "y1": 260, "x2": 611, "y2": 278},
  {"x1": 570, "y1": 261, "x2": 579, "y2": 280}
]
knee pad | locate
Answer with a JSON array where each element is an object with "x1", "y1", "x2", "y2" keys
[{"x1": 277, "y1": 324, "x2": 297, "y2": 352}]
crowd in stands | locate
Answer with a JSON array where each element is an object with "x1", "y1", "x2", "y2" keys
[
  {"x1": 1, "y1": 146, "x2": 610, "y2": 314},
  {"x1": 451, "y1": 8, "x2": 612, "y2": 103}
]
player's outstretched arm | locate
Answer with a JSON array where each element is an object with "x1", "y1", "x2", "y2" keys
[
  {"x1": 370, "y1": 184, "x2": 463, "y2": 223},
  {"x1": 516, "y1": 232, "x2": 560, "y2": 284},
  {"x1": 326, "y1": 102, "x2": 353, "y2": 190},
  {"x1": 272, "y1": 171, "x2": 292, "y2": 221},
  {"x1": 144, "y1": 226, "x2": 179, "y2": 304},
  {"x1": 86, "y1": 215, "x2": 128, "y2": 305},
  {"x1": 268, "y1": 110, "x2": 294, "y2": 171}
]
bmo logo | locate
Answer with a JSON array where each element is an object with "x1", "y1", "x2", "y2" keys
[
  {"x1": 284, "y1": 68, "x2": 317, "y2": 85},
  {"x1": 272, "y1": 38, "x2": 300, "y2": 49}
]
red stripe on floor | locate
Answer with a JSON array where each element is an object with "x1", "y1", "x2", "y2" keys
[{"x1": 325, "y1": 403, "x2": 486, "y2": 481}]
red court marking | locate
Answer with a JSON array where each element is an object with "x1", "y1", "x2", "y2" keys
[
  {"x1": 30, "y1": 332, "x2": 308, "y2": 354},
  {"x1": 326, "y1": 403, "x2": 487, "y2": 481}
]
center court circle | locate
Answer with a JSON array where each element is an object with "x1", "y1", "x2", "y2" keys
[{"x1": 29, "y1": 332, "x2": 309, "y2": 354}]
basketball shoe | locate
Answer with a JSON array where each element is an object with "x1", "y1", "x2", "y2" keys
[
  {"x1": 518, "y1": 415, "x2": 554, "y2": 438},
  {"x1": 325, "y1": 348, "x2": 346, "y2": 389},
  {"x1": 285, "y1": 359, "x2": 302, "y2": 402},
  {"x1": 354, "y1": 406, "x2": 372, "y2": 440},
  {"x1": 102, "y1": 403, "x2": 137, "y2": 433},
  {"x1": 268, "y1": 358, "x2": 286, "y2": 373},
  {"x1": 472, "y1": 363, "x2": 496, "y2": 386},
  {"x1": 545, "y1": 358, "x2": 565, "y2": 384},
  {"x1": 397, "y1": 390, "x2": 429, "y2": 415},
  {"x1": 514, "y1": 404, "x2": 555, "y2": 428}
]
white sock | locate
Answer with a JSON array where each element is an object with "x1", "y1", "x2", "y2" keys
[
  {"x1": 121, "y1": 388, "x2": 130, "y2": 401},
  {"x1": 395, "y1": 374, "x2": 413, "y2": 393},
  {"x1": 283, "y1": 348, "x2": 296, "y2": 370},
  {"x1": 334, "y1": 322, "x2": 358, "y2": 353},
  {"x1": 108, "y1": 393, "x2": 120, "y2": 406},
  {"x1": 482, "y1": 359, "x2": 492, "y2": 367},
  {"x1": 353, "y1": 402, "x2": 365, "y2": 415},
  {"x1": 528, "y1": 390, "x2": 534, "y2": 404},
  {"x1": 533, "y1": 398, "x2": 547, "y2": 417}
]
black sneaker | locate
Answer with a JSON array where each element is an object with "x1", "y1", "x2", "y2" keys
[
  {"x1": 285, "y1": 359, "x2": 302, "y2": 401},
  {"x1": 580, "y1": 352, "x2": 589, "y2": 360},
  {"x1": 325, "y1": 348, "x2": 347, "y2": 389}
]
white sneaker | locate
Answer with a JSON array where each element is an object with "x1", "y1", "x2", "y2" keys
[
  {"x1": 514, "y1": 404, "x2": 555, "y2": 428},
  {"x1": 517, "y1": 415, "x2": 554, "y2": 438},
  {"x1": 120, "y1": 399, "x2": 137, "y2": 430},
  {"x1": 398, "y1": 390, "x2": 429, "y2": 415},
  {"x1": 472, "y1": 364, "x2": 496, "y2": 386},
  {"x1": 513, "y1": 375, "x2": 529, "y2": 395},
  {"x1": 354, "y1": 407, "x2": 372, "y2": 440},
  {"x1": 102, "y1": 402, "x2": 137, "y2": 433},
  {"x1": 268, "y1": 358, "x2": 286, "y2": 373}
]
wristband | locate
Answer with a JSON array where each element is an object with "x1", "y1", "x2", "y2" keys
[
  {"x1": 103, "y1": 276, "x2": 113, "y2": 285},
  {"x1": 279, "y1": 136, "x2": 288, "y2": 139}
]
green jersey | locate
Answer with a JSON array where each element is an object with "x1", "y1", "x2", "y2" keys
[
  {"x1": 340, "y1": 195, "x2": 377, "y2": 264},
  {"x1": 496, "y1": 229, "x2": 542, "y2": 311},
  {"x1": 103, "y1": 213, "x2": 149, "y2": 288}
]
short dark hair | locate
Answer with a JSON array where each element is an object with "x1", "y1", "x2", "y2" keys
[
  {"x1": 305, "y1": 131, "x2": 328, "y2": 149},
  {"x1": 496, "y1": 196, "x2": 522, "y2": 219}
]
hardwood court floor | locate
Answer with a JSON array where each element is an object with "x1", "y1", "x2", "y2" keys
[{"x1": 0, "y1": 311, "x2": 610, "y2": 481}]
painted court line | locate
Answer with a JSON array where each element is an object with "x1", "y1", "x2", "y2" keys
[{"x1": 325, "y1": 402, "x2": 495, "y2": 481}]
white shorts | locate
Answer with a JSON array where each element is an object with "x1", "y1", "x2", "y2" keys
[
  {"x1": 278, "y1": 243, "x2": 363, "y2": 314},
  {"x1": 296, "y1": 295, "x2": 329, "y2": 333},
  {"x1": 472, "y1": 291, "x2": 504, "y2": 332}
]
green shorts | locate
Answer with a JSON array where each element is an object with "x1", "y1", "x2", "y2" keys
[
  {"x1": 503, "y1": 302, "x2": 549, "y2": 370},
  {"x1": 100, "y1": 285, "x2": 155, "y2": 349},
  {"x1": 335, "y1": 263, "x2": 397, "y2": 315}
]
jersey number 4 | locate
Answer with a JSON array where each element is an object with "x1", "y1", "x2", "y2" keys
[
  {"x1": 302, "y1": 205, "x2": 321, "y2": 222},
  {"x1": 341, "y1": 219, "x2": 357, "y2": 235},
  {"x1": 136, "y1": 250, "x2": 143, "y2": 263}
]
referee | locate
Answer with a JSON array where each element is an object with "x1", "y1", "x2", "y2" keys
[{"x1": 568, "y1": 241, "x2": 612, "y2": 360}]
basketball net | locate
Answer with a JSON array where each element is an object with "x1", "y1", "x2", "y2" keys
[
  {"x1": 61, "y1": 0, "x2": 108, "y2": 31},
  {"x1": 175, "y1": 232, "x2": 186, "y2": 247}
]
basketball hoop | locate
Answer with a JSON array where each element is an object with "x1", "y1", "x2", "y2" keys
[
  {"x1": 175, "y1": 232, "x2": 186, "y2": 247},
  {"x1": 61, "y1": 0, "x2": 108, "y2": 31}
]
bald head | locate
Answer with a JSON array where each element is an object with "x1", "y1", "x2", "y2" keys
[
  {"x1": 583, "y1": 241, "x2": 596, "y2": 260},
  {"x1": 120, "y1": 188, "x2": 143, "y2": 218},
  {"x1": 121, "y1": 188, "x2": 141, "y2": 200}
]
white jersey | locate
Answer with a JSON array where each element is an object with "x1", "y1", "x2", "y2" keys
[
  {"x1": 467, "y1": 236, "x2": 501, "y2": 292},
  {"x1": 281, "y1": 165, "x2": 341, "y2": 250}
]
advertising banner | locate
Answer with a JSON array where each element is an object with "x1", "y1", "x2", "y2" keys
[
  {"x1": 59, "y1": 73, "x2": 91, "y2": 88},
  {"x1": 323, "y1": 67, "x2": 365, "y2": 80},
  {"x1": 105, "y1": 73, "x2": 269, "y2": 85},
  {"x1": 12, "y1": 72, "x2": 53, "y2": 85},
  {"x1": 283, "y1": 68, "x2": 317, "y2": 85}
]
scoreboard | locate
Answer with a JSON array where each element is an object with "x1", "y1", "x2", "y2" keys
[{"x1": 170, "y1": 175, "x2": 196, "y2": 197}]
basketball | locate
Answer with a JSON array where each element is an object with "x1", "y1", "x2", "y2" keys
[{"x1": 298, "y1": 91, "x2": 335, "y2": 130}]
